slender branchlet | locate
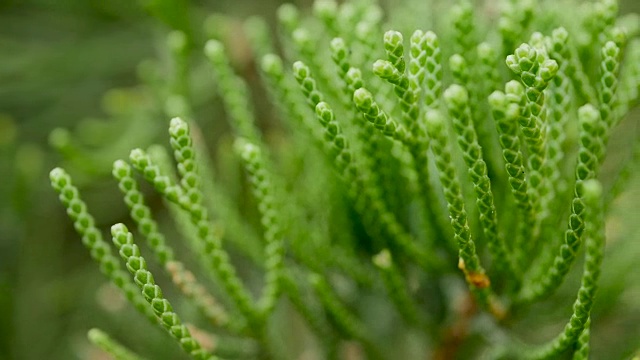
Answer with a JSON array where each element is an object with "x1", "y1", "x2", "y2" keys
[
  {"x1": 518, "y1": 105, "x2": 605, "y2": 303},
  {"x1": 524, "y1": 179, "x2": 604, "y2": 359},
  {"x1": 489, "y1": 87, "x2": 534, "y2": 267},
  {"x1": 383, "y1": 30, "x2": 405, "y2": 74},
  {"x1": 572, "y1": 318, "x2": 591, "y2": 360},
  {"x1": 204, "y1": 40, "x2": 260, "y2": 143},
  {"x1": 422, "y1": 31, "x2": 442, "y2": 108},
  {"x1": 424, "y1": 109, "x2": 492, "y2": 308},
  {"x1": 129, "y1": 120, "x2": 259, "y2": 330},
  {"x1": 110, "y1": 224, "x2": 215, "y2": 360},
  {"x1": 112, "y1": 159, "x2": 229, "y2": 327},
  {"x1": 261, "y1": 54, "x2": 315, "y2": 134},
  {"x1": 545, "y1": 27, "x2": 575, "y2": 210},
  {"x1": 49, "y1": 168, "x2": 157, "y2": 323},
  {"x1": 290, "y1": 27, "x2": 339, "y2": 99},
  {"x1": 353, "y1": 87, "x2": 411, "y2": 144},
  {"x1": 235, "y1": 139, "x2": 285, "y2": 319},
  {"x1": 506, "y1": 43, "x2": 558, "y2": 237},
  {"x1": 598, "y1": 40, "x2": 621, "y2": 134},
  {"x1": 330, "y1": 37, "x2": 356, "y2": 107},
  {"x1": 443, "y1": 85, "x2": 516, "y2": 280},
  {"x1": 375, "y1": 31, "x2": 419, "y2": 127},
  {"x1": 292, "y1": 61, "x2": 325, "y2": 110},
  {"x1": 88, "y1": 328, "x2": 147, "y2": 360}
]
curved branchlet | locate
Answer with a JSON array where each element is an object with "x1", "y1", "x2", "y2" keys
[
  {"x1": 290, "y1": 27, "x2": 340, "y2": 100},
  {"x1": 113, "y1": 160, "x2": 175, "y2": 266},
  {"x1": 443, "y1": 85, "x2": 517, "y2": 280},
  {"x1": 112, "y1": 160, "x2": 229, "y2": 327},
  {"x1": 49, "y1": 168, "x2": 157, "y2": 324},
  {"x1": 353, "y1": 87, "x2": 411, "y2": 144},
  {"x1": 110, "y1": 224, "x2": 215, "y2": 360},
  {"x1": 235, "y1": 139, "x2": 285, "y2": 319},
  {"x1": 292, "y1": 61, "x2": 325, "y2": 111},
  {"x1": 523, "y1": 179, "x2": 604, "y2": 359},
  {"x1": 598, "y1": 40, "x2": 622, "y2": 135},
  {"x1": 424, "y1": 109, "x2": 493, "y2": 309},
  {"x1": 422, "y1": 31, "x2": 443, "y2": 109},
  {"x1": 260, "y1": 54, "x2": 316, "y2": 137},
  {"x1": 408, "y1": 30, "x2": 427, "y2": 99},
  {"x1": 375, "y1": 30, "x2": 420, "y2": 129},
  {"x1": 545, "y1": 27, "x2": 575, "y2": 211},
  {"x1": 129, "y1": 120, "x2": 259, "y2": 330},
  {"x1": 88, "y1": 328, "x2": 147, "y2": 360},
  {"x1": 489, "y1": 88, "x2": 534, "y2": 265},
  {"x1": 204, "y1": 40, "x2": 261, "y2": 143},
  {"x1": 383, "y1": 30, "x2": 405, "y2": 73},
  {"x1": 506, "y1": 43, "x2": 557, "y2": 237},
  {"x1": 572, "y1": 318, "x2": 591, "y2": 360},
  {"x1": 330, "y1": 37, "x2": 356, "y2": 108},
  {"x1": 518, "y1": 105, "x2": 605, "y2": 303}
]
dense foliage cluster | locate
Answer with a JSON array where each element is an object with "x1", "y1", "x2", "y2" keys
[{"x1": 50, "y1": 0, "x2": 639, "y2": 358}]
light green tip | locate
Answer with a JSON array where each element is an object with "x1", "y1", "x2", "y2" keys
[
  {"x1": 204, "y1": 39, "x2": 224, "y2": 60},
  {"x1": 425, "y1": 109, "x2": 446, "y2": 131},
  {"x1": 353, "y1": 88, "x2": 374, "y2": 108},
  {"x1": 488, "y1": 90, "x2": 507, "y2": 109},
  {"x1": 167, "y1": 30, "x2": 187, "y2": 53},
  {"x1": 277, "y1": 3, "x2": 299, "y2": 27},
  {"x1": 372, "y1": 249, "x2": 392, "y2": 269},
  {"x1": 372, "y1": 59, "x2": 396, "y2": 78},
  {"x1": 261, "y1": 54, "x2": 283, "y2": 74},
  {"x1": 449, "y1": 54, "x2": 466, "y2": 72},
  {"x1": 234, "y1": 137, "x2": 260, "y2": 160},
  {"x1": 49, "y1": 128, "x2": 71, "y2": 149},
  {"x1": 111, "y1": 223, "x2": 129, "y2": 238},
  {"x1": 443, "y1": 84, "x2": 469, "y2": 106},
  {"x1": 292, "y1": 28, "x2": 311, "y2": 46},
  {"x1": 49, "y1": 167, "x2": 67, "y2": 182},
  {"x1": 315, "y1": 101, "x2": 332, "y2": 116},
  {"x1": 313, "y1": 0, "x2": 337, "y2": 18},
  {"x1": 578, "y1": 104, "x2": 600, "y2": 126},
  {"x1": 292, "y1": 61, "x2": 310, "y2": 78},
  {"x1": 112, "y1": 160, "x2": 131, "y2": 178},
  {"x1": 384, "y1": 30, "x2": 403, "y2": 45},
  {"x1": 330, "y1": 37, "x2": 346, "y2": 52}
]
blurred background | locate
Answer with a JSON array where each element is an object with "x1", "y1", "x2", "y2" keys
[{"x1": 1, "y1": 0, "x2": 639, "y2": 359}]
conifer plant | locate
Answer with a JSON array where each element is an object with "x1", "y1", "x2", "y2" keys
[{"x1": 50, "y1": 0, "x2": 639, "y2": 358}]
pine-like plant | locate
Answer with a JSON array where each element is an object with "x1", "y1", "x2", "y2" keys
[{"x1": 50, "y1": 0, "x2": 639, "y2": 358}]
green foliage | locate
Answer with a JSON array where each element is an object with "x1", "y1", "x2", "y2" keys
[{"x1": 46, "y1": 0, "x2": 639, "y2": 358}]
